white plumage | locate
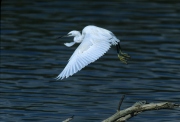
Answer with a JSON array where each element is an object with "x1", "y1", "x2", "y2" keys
[{"x1": 56, "y1": 25, "x2": 126, "y2": 80}]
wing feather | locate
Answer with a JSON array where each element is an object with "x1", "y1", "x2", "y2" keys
[{"x1": 56, "y1": 34, "x2": 112, "y2": 80}]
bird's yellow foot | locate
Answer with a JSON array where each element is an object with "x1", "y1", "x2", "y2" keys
[
  {"x1": 118, "y1": 51, "x2": 130, "y2": 64},
  {"x1": 120, "y1": 50, "x2": 130, "y2": 58}
]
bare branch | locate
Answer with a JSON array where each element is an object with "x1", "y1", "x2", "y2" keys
[
  {"x1": 103, "y1": 102, "x2": 179, "y2": 122},
  {"x1": 117, "y1": 95, "x2": 125, "y2": 111},
  {"x1": 62, "y1": 115, "x2": 74, "y2": 122}
]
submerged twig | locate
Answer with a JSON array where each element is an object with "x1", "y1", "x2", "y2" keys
[{"x1": 62, "y1": 115, "x2": 74, "y2": 122}]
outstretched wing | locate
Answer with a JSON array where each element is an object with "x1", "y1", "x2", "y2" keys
[{"x1": 56, "y1": 34, "x2": 111, "y2": 80}]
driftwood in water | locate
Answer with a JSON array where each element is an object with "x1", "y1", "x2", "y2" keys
[
  {"x1": 62, "y1": 96, "x2": 179, "y2": 122},
  {"x1": 102, "y1": 98, "x2": 179, "y2": 122}
]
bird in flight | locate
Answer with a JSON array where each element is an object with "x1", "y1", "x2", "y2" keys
[{"x1": 56, "y1": 25, "x2": 130, "y2": 80}]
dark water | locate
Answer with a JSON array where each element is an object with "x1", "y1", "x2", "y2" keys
[{"x1": 1, "y1": 0, "x2": 180, "y2": 122}]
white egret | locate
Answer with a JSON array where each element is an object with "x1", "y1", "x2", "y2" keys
[{"x1": 56, "y1": 25, "x2": 130, "y2": 80}]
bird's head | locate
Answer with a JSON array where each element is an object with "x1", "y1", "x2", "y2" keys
[{"x1": 67, "y1": 31, "x2": 81, "y2": 37}]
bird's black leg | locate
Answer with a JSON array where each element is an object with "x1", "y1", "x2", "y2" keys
[
  {"x1": 118, "y1": 42, "x2": 121, "y2": 53},
  {"x1": 116, "y1": 44, "x2": 120, "y2": 54},
  {"x1": 117, "y1": 42, "x2": 130, "y2": 64}
]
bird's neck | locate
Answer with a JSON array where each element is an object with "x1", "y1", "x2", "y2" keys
[{"x1": 74, "y1": 32, "x2": 83, "y2": 43}]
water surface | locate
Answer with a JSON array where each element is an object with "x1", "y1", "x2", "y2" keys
[{"x1": 1, "y1": 0, "x2": 180, "y2": 122}]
